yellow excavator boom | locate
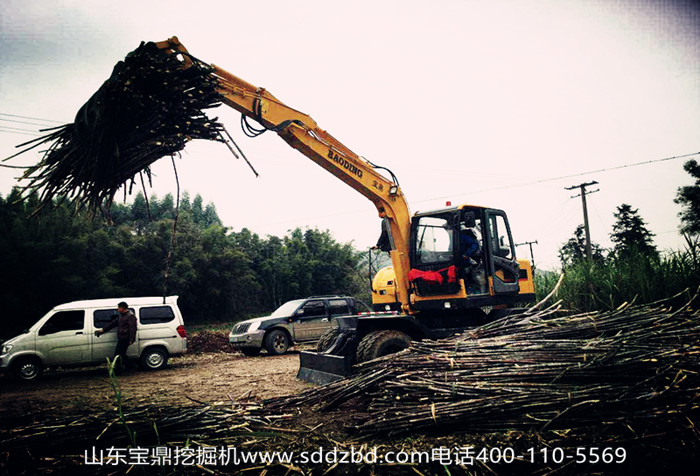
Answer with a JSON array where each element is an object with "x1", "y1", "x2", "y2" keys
[{"x1": 156, "y1": 37, "x2": 414, "y2": 313}]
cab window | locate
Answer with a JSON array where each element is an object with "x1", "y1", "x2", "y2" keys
[
  {"x1": 298, "y1": 301, "x2": 327, "y2": 318},
  {"x1": 415, "y1": 216, "x2": 453, "y2": 265},
  {"x1": 39, "y1": 310, "x2": 85, "y2": 335},
  {"x1": 328, "y1": 299, "x2": 350, "y2": 316},
  {"x1": 488, "y1": 214, "x2": 514, "y2": 259}
]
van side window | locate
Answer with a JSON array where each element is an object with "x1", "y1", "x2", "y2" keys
[
  {"x1": 94, "y1": 309, "x2": 119, "y2": 328},
  {"x1": 328, "y1": 299, "x2": 350, "y2": 316},
  {"x1": 39, "y1": 310, "x2": 85, "y2": 335},
  {"x1": 140, "y1": 306, "x2": 175, "y2": 325}
]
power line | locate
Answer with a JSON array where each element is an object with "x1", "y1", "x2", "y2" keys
[
  {"x1": 0, "y1": 113, "x2": 61, "y2": 139},
  {"x1": 554, "y1": 152, "x2": 700, "y2": 179},
  {"x1": 0, "y1": 117, "x2": 56, "y2": 128},
  {"x1": 1, "y1": 109, "x2": 696, "y2": 186},
  {"x1": 413, "y1": 151, "x2": 700, "y2": 204},
  {"x1": 232, "y1": 151, "x2": 700, "y2": 230},
  {"x1": 534, "y1": 196, "x2": 578, "y2": 237},
  {"x1": 0, "y1": 127, "x2": 41, "y2": 137},
  {"x1": 0, "y1": 112, "x2": 63, "y2": 124},
  {"x1": 1, "y1": 111, "x2": 696, "y2": 238},
  {"x1": 0, "y1": 125, "x2": 42, "y2": 134}
]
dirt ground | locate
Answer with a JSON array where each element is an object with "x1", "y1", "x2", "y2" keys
[{"x1": 0, "y1": 351, "x2": 310, "y2": 421}]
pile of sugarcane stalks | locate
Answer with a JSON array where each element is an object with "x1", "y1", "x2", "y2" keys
[
  {"x1": 268, "y1": 290, "x2": 700, "y2": 442},
  {"x1": 0, "y1": 403, "x2": 293, "y2": 455},
  {"x1": 5, "y1": 41, "x2": 224, "y2": 215}
]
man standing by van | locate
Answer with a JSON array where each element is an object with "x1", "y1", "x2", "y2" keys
[{"x1": 97, "y1": 302, "x2": 137, "y2": 372}]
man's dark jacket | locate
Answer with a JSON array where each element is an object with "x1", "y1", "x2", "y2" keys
[{"x1": 103, "y1": 311, "x2": 137, "y2": 342}]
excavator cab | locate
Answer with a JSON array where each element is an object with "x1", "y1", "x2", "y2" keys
[
  {"x1": 369, "y1": 204, "x2": 535, "y2": 322},
  {"x1": 407, "y1": 205, "x2": 528, "y2": 311}
]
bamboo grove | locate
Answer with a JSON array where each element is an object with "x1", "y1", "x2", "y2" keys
[{"x1": 0, "y1": 189, "x2": 366, "y2": 340}]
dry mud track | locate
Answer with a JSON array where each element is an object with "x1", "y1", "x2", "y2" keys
[{"x1": 0, "y1": 352, "x2": 309, "y2": 421}]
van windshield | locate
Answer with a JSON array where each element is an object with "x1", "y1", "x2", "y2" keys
[{"x1": 270, "y1": 299, "x2": 305, "y2": 318}]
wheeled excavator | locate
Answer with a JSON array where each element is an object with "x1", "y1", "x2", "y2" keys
[{"x1": 157, "y1": 38, "x2": 537, "y2": 383}]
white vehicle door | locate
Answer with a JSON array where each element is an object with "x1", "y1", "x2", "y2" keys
[
  {"x1": 36, "y1": 310, "x2": 90, "y2": 366},
  {"x1": 91, "y1": 309, "x2": 119, "y2": 363}
]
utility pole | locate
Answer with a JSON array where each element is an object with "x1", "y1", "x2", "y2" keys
[
  {"x1": 515, "y1": 240, "x2": 538, "y2": 270},
  {"x1": 565, "y1": 181, "x2": 599, "y2": 262}
]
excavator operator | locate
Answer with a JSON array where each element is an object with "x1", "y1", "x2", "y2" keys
[{"x1": 460, "y1": 222, "x2": 487, "y2": 294}]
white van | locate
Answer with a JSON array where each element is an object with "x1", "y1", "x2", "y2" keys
[{"x1": 0, "y1": 296, "x2": 187, "y2": 381}]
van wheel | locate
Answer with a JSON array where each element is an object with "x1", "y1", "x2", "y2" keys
[
  {"x1": 13, "y1": 357, "x2": 43, "y2": 381},
  {"x1": 140, "y1": 347, "x2": 168, "y2": 370},
  {"x1": 264, "y1": 330, "x2": 290, "y2": 355},
  {"x1": 356, "y1": 330, "x2": 411, "y2": 363}
]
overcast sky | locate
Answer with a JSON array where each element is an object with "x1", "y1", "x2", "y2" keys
[{"x1": 1, "y1": 0, "x2": 699, "y2": 270}]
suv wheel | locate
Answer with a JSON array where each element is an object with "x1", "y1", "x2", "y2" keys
[
  {"x1": 356, "y1": 330, "x2": 411, "y2": 363},
  {"x1": 264, "y1": 329, "x2": 290, "y2": 355},
  {"x1": 140, "y1": 347, "x2": 168, "y2": 370},
  {"x1": 13, "y1": 357, "x2": 44, "y2": 381}
]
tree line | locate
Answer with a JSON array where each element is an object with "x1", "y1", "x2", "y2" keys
[
  {"x1": 0, "y1": 189, "x2": 367, "y2": 339},
  {"x1": 4, "y1": 158, "x2": 700, "y2": 338},
  {"x1": 538, "y1": 159, "x2": 700, "y2": 311}
]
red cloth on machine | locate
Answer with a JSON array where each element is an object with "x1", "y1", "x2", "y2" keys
[{"x1": 408, "y1": 265, "x2": 457, "y2": 285}]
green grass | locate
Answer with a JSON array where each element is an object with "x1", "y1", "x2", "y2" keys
[{"x1": 535, "y1": 243, "x2": 700, "y2": 312}]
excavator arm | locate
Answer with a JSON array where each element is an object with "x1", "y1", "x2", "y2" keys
[{"x1": 156, "y1": 37, "x2": 413, "y2": 312}]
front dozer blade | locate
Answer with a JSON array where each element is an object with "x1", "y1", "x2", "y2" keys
[
  {"x1": 297, "y1": 351, "x2": 351, "y2": 385},
  {"x1": 296, "y1": 329, "x2": 358, "y2": 385}
]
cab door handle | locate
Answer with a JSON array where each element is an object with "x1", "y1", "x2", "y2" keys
[{"x1": 75, "y1": 331, "x2": 84, "y2": 335}]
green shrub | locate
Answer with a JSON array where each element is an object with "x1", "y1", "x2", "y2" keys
[{"x1": 535, "y1": 242, "x2": 700, "y2": 312}]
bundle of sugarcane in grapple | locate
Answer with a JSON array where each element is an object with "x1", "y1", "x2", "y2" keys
[{"x1": 7, "y1": 41, "x2": 224, "y2": 214}]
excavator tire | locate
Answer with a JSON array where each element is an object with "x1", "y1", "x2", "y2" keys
[
  {"x1": 316, "y1": 328, "x2": 342, "y2": 352},
  {"x1": 356, "y1": 330, "x2": 411, "y2": 364}
]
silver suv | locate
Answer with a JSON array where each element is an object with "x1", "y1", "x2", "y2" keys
[{"x1": 229, "y1": 296, "x2": 359, "y2": 356}]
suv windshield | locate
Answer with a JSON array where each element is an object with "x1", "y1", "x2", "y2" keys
[{"x1": 270, "y1": 299, "x2": 305, "y2": 318}]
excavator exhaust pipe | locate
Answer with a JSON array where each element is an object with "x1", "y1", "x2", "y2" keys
[{"x1": 297, "y1": 329, "x2": 358, "y2": 385}]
